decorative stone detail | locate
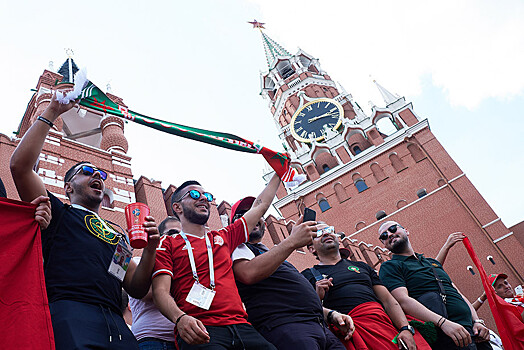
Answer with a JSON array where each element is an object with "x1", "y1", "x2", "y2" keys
[{"x1": 100, "y1": 116, "x2": 128, "y2": 153}]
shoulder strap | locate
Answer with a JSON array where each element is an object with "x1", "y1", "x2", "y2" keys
[
  {"x1": 425, "y1": 258, "x2": 447, "y2": 304},
  {"x1": 309, "y1": 267, "x2": 324, "y2": 282},
  {"x1": 245, "y1": 242, "x2": 264, "y2": 257}
]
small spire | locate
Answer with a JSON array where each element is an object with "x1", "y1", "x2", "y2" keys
[
  {"x1": 373, "y1": 80, "x2": 400, "y2": 105},
  {"x1": 249, "y1": 20, "x2": 291, "y2": 67}
]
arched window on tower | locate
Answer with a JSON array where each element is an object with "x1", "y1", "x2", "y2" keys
[
  {"x1": 352, "y1": 173, "x2": 369, "y2": 193},
  {"x1": 318, "y1": 198, "x2": 331, "y2": 212},
  {"x1": 389, "y1": 152, "x2": 407, "y2": 172},
  {"x1": 407, "y1": 143, "x2": 425, "y2": 162},
  {"x1": 370, "y1": 162, "x2": 387, "y2": 183},
  {"x1": 333, "y1": 182, "x2": 349, "y2": 203},
  {"x1": 276, "y1": 60, "x2": 295, "y2": 80},
  {"x1": 322, "y1": 164, "x2": 330, "y2": 172},
  {"x1": 353, "y1": 145, "x2": 362, "y2": 155}
]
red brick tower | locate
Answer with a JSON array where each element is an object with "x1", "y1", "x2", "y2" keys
[
  {"x1": 0, "y1": 55, "x2": 224, "y2": 240},
  {"x1": 252, "y1": 25, "x2": 523, "y2": 327}
]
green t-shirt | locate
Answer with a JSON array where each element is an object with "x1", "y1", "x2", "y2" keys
[{"x1": 379, "y1": 253, "x2": 472, "y2": 327}]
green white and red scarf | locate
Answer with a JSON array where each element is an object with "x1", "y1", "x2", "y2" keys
[{"x1": 58, "y1": 72, "x2": 305, "y2": 188}]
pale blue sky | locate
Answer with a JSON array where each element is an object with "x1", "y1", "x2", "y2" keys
[{"x1": 1, "y1": 0, "x2": 522, "y2": 227}]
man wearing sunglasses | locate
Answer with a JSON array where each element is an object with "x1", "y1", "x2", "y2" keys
[
  {"x1": 10, "y1": 91, "x2": 160, "y2": 349},
  {"x1": 230, "y1": 198, "x2": 350, "y2": 350},
  {"x1": 378, "y1": 221, "x2": 491, "y2": 350},
  {"x1": 152, "y1": 176, "x2": 282, "y2": 349},
  {"x1": 302, "y1": 223, "x2": 432, "y2": 350}
]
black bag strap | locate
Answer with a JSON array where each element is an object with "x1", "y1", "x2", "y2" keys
[
  {"x1": 428, "y1": 261, "x2": 447, "y2": 304},
  {"x1": 309, "y1": 267, "x2": 324, "y2": 282}
]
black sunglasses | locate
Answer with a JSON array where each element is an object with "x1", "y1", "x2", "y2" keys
[
  {"x1": 178, "y1": 190, "x2": 214, "y2": 202},
  {"x1": 69, "y1": 165, "x2": 107, "y2": 181},
  {"x1": 379, "y1": 224, "x2": 403, "y2": 241}
]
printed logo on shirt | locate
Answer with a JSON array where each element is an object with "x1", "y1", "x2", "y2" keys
[
  {"x1": 214, "y1": 235, "x2": 224, "y2": 246},
  {"x1": 347, "y1": 266, "x2": 360, "y2": 273},
  {"x1": 431, "y1": 263, "x2": 440, "y2": 267},
  {"x1": 84, "y1": 214, "x2": 120, "y2": 245}
]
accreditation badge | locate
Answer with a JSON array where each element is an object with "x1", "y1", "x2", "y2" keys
[
  {"x1": 186, "y1": 281, "x2": 216, "y2": 310},
  {"x1": 108, "y1": 239, "x2": 132, "y2": 282}
]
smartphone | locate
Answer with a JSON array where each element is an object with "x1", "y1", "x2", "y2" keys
[{"x1": 303, "y1": 207, "x2": 316, "y2": 222}]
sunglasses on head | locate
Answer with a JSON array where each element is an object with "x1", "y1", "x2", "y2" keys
[
  {"x1": 69, "y1": 165, "x2": 107, "y2": 181},
  {"x1": 379, "y1": 224, "x2": 402, "y2": 241},
  {"x1": 179, "y1": 189, "x2": 214, "y2": 202}
]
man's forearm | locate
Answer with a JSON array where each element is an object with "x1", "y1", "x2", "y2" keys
[
  {"x1": 383, "y1": 297, "x2": 409, "y2": 329},
  {"x1": 397, "y1": 296, "x2": 442, "y2": 325},
  {"x1": 126, "y1": 248, "x2": 156, "y2": 298},
  {"x1": 153, "y1": 282, "x2": 184, "y2": 323},
  {"x1": 243, "y1": 174, "x2": 280, "y2": 230},
  {"x1": 233, "y1": 239, "x2": 296, "y2": 284}
]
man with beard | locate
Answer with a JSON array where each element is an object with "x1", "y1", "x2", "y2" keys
[
  {"x1": 377, "y1": 221, "x2": 491, "y2": 350},
  {"x1": 10, "y1": 90, "x2": 160, "y2": 349},
  {"x1": 152, "y1": 177, "x2": 281, "y2": 349},
  {"x1": 302, "y1": 223, "x2": 430, "y2": 350},
  {"x1": 230, "y1": 197, "x2": 351, "y2": 350}
]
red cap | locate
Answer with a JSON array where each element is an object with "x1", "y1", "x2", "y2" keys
[
  {"x1": 488, "y1": 273, "x2": 508, "y2": 286},
  {"x1": 231, "y1": 197, "x2": 256, "y2": 222}
]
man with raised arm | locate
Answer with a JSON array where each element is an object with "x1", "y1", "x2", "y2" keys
[
  {"x1": 152, "y1": 177, "x2": 281, "y2": 349},
  {"x1": 377, "y1": 221, "x2": 491, "y2": 350},
  {"x1": 230, "y1": 198, "x2": 351, "y2": 349},
  {"x1": 302, "y1": 223, "x2": 430, "y2": 350},
  {"x1": 10, "y1": 90, "x2": 160, "y2": 349}
]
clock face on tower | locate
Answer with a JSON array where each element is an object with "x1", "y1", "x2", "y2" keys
[{"x1": 290, "y1": 98, "x2": 344, "y2": 143}]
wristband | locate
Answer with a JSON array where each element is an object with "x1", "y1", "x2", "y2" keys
[
  {"x1": 327, "y1": 310, "x2": 336, "y2": 324},
  {"x1": 37, "y1": 116, "x2": 54, "y2": 128},
  {"x1": 477, "y1": 297, "x2": 484, "y2": 304},
  {"x1": 175, "y1": 313, "x2": 188, "y2": 324},
  {"x1": 439, "y1": 318, "x2": 447, "y2": 328}
]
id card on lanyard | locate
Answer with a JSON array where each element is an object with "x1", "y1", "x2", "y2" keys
[
  {"x1": 71, "y1": 204, "x2": 132, "y2": 282},
  {"x1": 179, "y1": 231, "x2": 216, "y2": 310}
]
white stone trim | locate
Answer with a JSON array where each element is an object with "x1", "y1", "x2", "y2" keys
[
  {"x1": 493, "y1": 232, "x2": 514, "y2": 244},
  {"x1": 273, "y1": 119, "x2": 429, "y2": 209},
  {"x1": 482, "y1": 218, "x2": 501, "y2": 229},
  {"x1": 102, "y1": 122, "x2": 123, "y2": 129}
]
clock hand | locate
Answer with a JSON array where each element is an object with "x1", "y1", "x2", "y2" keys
[{"x1": 308, "y1": 112, "x2": 336, "y2": 123}]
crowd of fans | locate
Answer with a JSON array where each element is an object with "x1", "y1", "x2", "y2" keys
[{"x1": 4, "y1": 89, "x2": 523, "y2": 349}]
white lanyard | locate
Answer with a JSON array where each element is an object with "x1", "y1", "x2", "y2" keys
[
  {"x1": 179, "y1": 231, "x2": 215, "y2": 290},
  {"x1": 71, "y1": 204, "x2": 118, "y2": 236}
]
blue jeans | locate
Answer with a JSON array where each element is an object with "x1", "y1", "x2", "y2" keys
[
  {"x1": 177, "y1": 323, "x2": 276, "y2": 349},
  {"x1": 139, "y1": 338, "x2": 176, "y2": 350}
]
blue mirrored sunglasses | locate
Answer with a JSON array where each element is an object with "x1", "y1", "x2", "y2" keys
[
  {"x1": 316, "y1": 226, "x2": 335, "y2": 238},
  {"x1": 181, "y1": 189, "x2": 214, "y2": 202},
  {"x1": 70, "y1": 165, "x2": 107, "y2": 181}
]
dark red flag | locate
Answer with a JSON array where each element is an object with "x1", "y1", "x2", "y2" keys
[
  {"x1": 462, "y1": 236, "x2": 524, "y2": 350},
  {"x1": 0, "y1": 198, "x2": 54, "y2": 349}
]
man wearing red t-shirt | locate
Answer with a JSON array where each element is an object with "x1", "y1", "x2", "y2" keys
[{"x1": 152, "y1": 175, "x2": 280, "y2": 349}]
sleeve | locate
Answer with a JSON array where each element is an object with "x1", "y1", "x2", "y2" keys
[
  {"x1": 219, "y1": 217, "x2": 248, "y2": 253},
  {"x1": 40, "y1": 191, "x2": 65, "y2": 241},
  {"x1": 153, "y1": 236, "x2": 174, "y2": 278},
  {"x1": 301, "y1": 269, "x2": 316, "y2": 288},
  {"x1": 378, "y1": 260, "x2": 406, "y2": 292},
  {"x1": 232, "y1": 243, "x2": 256, "y2": 262},
  {"x1": 361, "y1": 262, "x2": 383, "y2": 286}
]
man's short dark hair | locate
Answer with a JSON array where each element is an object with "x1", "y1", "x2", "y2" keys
[
  {"x1": 171, "y1": 180, "x2": 201, "y2": 207},
  {"x1": 64, "y1": 161, "x2": 90, "y2": 183},
  {"x1": 158, "y1": 215, "x2": 180, "y2": 235}
]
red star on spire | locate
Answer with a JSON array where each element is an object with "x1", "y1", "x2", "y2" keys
[{"x1": 248, "y1": 19, "x2": 265, "y2": 29}]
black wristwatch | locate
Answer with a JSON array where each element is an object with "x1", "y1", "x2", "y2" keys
[{"x1": 399, "y1": 325, "x2": 415, "y2": 335}]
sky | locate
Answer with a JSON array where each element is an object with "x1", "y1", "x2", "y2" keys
[{"x1": 1, "y1": 0, "x2": 523, "y2": 227}]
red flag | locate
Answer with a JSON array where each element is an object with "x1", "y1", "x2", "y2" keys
[
  {"x1": 462, "y1": 236, "x2": 524, "y2": 350},
  {"x1": 0, "y1": 198, "x2": 55, "y2": 349}
]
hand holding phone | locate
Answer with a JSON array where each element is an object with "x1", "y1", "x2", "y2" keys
[{"x1": 303, "y1": 207, "x2": 316, "y2": 222}]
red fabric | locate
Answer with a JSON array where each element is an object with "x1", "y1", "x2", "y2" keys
[
  {"x1": 462, "y1": 237, "x2": 524, "y2": 350},
  {"x1": 153, "y1": 217, "x2": 249, "y2": 326},
  {"x1": 332, "y1": 301, "x2": 431, "y2": 350},
  {"x1": 0, "y1": 198, "x2": 54, "y2": 349}
]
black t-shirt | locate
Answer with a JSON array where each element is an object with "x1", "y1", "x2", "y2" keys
[
  {"x1": 235, "y1": 243, "x2": 324, "y2": 331},
  {"x1": 301, "y1": 259, "x2": 383, "y2": 314},
  {"x1": 42, "y1": 192, "x2": 124, "y2": 314}
]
